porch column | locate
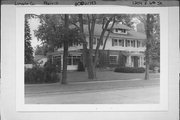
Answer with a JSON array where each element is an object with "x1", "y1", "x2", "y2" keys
[
  {"x1": 141, "y1": 55, "x2": 145, "y2": 67},
  {"x1": 124, "y1": 39, "x2": 126, "y2": 47},
  {"x1": 61, "y1": 55, "x2": 63, "y2": 68},
  {"x1": 126, "y1": 55, "x2": 132, "y2": 67},
  {"x1": 138, "y1": 56, "x2": 141, "y2": 67},
  {"x1": 139, "y1": 56, "x2": 141, "y2": 67}
]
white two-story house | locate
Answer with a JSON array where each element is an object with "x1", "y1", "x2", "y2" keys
[{"x1": 47, "y1": 23, "x2": 146, "y2": 70}]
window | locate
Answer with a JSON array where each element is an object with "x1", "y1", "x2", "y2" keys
[
  {"x1": 59, "y1": 43, "x2": 62, "y2": 48},
  {"x1": 109, "y1": 55, "x2": 118, "y2": 64},
  {"x1": 68, "y1": 42, "x2": 73, "y2": 47},
  {"x1": 67, "y1": 56, "x2": 72, "y2": 65},
  {"x1": 68, "y1": 40, "x2": 79, "y2": 47},
  {"x1": 93, "y1": 37, "x2": 96, "y2": 44},
  {"x1": 112, "y1": 39, "x2": 118, "y2": 46},
  {"x1": 137, "y1": 41, "x2": 141, "y2": 47},
  {"x1": 114, "y1": 29, "x2": 126, "y2": 34},
  {"x1": 73, "y1": 56, "x2": 81, "y2": 65},
  {"x1": 119, "y1": 39, "x2": 124, "y2": 47},
  {"x1": 73, "y1": 41, "x2": 79, "y2": 46},
  {"x1": 67, "y1": 55, "x2": 81, "y2": 65},
  {"x1": 119, "y1": 29, "x2": 126, "y2": 33},
  {"x1": 125, "y1": 40, "x2": 130, "y2": 47},
  {"x1": 115, "y1": 29, "x2": 119, "y2": 32},
  {"x1": 97, "y1": 38, "x2": 103, "y2": 46},
  {"x1": 131, "y1": 40, "x2": 135, "y2": 47}
]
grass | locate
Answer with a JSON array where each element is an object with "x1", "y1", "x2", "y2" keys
[{"x1": 66, "y1": 71, "x2": 160, "y2": 83}]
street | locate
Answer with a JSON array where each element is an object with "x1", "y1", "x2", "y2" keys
[{"x1": 25, "y1": 79, "x2": 160, "y2": 104}]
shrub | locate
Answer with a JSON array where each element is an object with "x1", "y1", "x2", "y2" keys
[
  {"x1": 25, "y1": 64, "x2": 59, "y2": 84},
  {"x1": 114, "y1": 67, "x2": 145, "y2": 73},
  {"x1": 77, "y1": 61, "x2": 85, "y2": 71},
  {"x1": 25, "y1": 67, "x2": 45, "y2": 84},
  {"x1": 149, "y1": 61, "x2": 160, "y2": 70}
]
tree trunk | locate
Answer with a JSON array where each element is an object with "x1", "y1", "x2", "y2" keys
[
  {"x1": 102, "y1": 17, "x2": 116, "y2": 50},
  {"x1": 145, "y1": 14, "x2": 152, "y2": 80},
  {"x1": 87, "y1": 14, "x2": 96, "y2": 79},
  {"x1": 145, "y1": 45, "x2": 150, "y2": 80},
  {"x1": 61, "y1": 14, "x2": 69, "y2": 84},
  {"x1": 87, "y1": 51, "x2": 96, "y2": 79},
  {"x1": 94, "y1": 17, "x2": 113, "y2": 69},
  {"x1": 79, "y1": 14, "x2": 88, "y2": 69}
]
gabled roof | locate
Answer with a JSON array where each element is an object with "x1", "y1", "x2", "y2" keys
[
  {"x1": 83, "y1": 24, "x2": 146, "y2": 40},
  {"x1": 108, "y1": 23, "x2": 132, "y2": 30},
  {"x1": 34, "y1": 55, "x2": 47, "y2": 62}
]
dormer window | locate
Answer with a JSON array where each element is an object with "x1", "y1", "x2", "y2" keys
[
  {"x1": 114, "y1": 28, "x2": 127, "y2": 34},
  {"x1": 115, "y1": 29, "x2": 119, "y2": 32}
]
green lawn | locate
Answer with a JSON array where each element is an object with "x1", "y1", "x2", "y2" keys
[{"x1": 66, "y1": 71, "x2": 160, "y2": 83}]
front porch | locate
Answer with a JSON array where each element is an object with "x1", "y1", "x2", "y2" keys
[{"x1": 47, "y1": 50, "x2": 145, "y2": 71}]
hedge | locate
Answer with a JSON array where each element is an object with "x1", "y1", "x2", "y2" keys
[
  {"x1": 77, "y1": 61, "x2": 85, "y2": 71},
  {"x1": 25, "y1": 62, "x2": 60, "y2": 84},
  {"x1": 114, "y1": 67, "x2": 145, "y2": 73}
]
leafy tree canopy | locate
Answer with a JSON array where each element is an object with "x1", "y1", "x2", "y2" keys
[
  {"x1": 34, "y1": 14, "x2": 82, "y2": 52},
  {"x1": 25, "y1": 15, "x2": 34, "y2": 64}
]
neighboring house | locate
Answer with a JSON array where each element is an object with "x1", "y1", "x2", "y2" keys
[
  {"x1": 34, "y1": 55, "x2": 48, "y2": 67},
  {"x1": 47, "y1": 23, "x2": 146, "y2": 70},
  {"x1": 25, "y1": 64, "x2": 33, "y2": 70}
]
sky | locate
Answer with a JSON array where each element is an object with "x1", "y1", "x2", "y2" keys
[
  {"x1": 28, "y1": 18, "x2": 42, "y2": 50},
  {"x1": 28, "y1": 16, "x2": 141, "y2": 51}
]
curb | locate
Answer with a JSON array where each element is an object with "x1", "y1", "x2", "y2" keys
[
  {"x1": 25, "y1": 85, "x2": 160, "y2": 97},
  {"x1": 25, "y1": 78, "x2": 160, "y2": 86}
]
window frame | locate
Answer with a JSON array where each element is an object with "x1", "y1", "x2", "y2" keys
[
  {"x1": 119, "y1": 39, "x2": 124, "y2": 47},
  {"x1": 112, "y1": 38, "x2": 118, "y2": 46},
  {"x1": 109, "y1": 55, "x2": 118, "y2": 64}
]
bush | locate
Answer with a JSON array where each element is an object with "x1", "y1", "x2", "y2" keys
[
  {"x1": 77, "y1": 61, "x2": 85, "y2": 71},
  {"x1": 25, "y1": 67, "x2": 45, "y2": 84},
  {"x1": 149, "y1": 61, "x2": 160, "y2": 70},
  {"x1": 114, "y1": 67, "x2": 145, "y2": 73},
  {"x1": 25, "y1": 65, "x2": 59, "y2": 84}
]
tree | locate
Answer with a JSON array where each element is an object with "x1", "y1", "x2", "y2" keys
[
  {"x1": 135, "y1": 14, "x2": 160, "y2": 80},
  {"x1": 35, "y1": 14, "x2": 81, "y2": 84},
  {"x1": 25, "y1": 15, "x2": 34, "y2": 64},
  {"x1": 61, "y1": 14, "x2": 69, "y2": 84},
  {"x1": 78, "y1": 14, "x2": 133, "y2": 79}
]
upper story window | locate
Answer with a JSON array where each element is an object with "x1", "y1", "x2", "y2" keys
[
  {"x1": 97, "y1": 38, "x2": 103, "y2": 46},
  {"x1": 125, "y1": 40, "x2": 130, "y2": 47},
  {"x1": 93, "y1": 37, "x2": 96, "y2": 45},
  {"x1": 119, "y1": 39, "x2": 124, "y2": 47},
  {"x1": 112, "y1": 39, "x2": 118, "y2": 46},
  {"x1": 131, "y1": 40, "x2": 136, "y2": 47},
  {"x1": 137, "y1": 41, "x2": 141, "y2": 47},
  {"x1": 114, "y1": 28, "x2": 127, "y2": 34},
  {"x1": 93, "y1": 37, "x2": 103, "y2": 45}
]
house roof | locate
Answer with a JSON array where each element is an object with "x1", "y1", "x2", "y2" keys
[
  {"x1": 34, "y1": 55, "x2": 47, "y2": 62},
  {"x1": 83, "y1": 24, "x2": 146, "y2": 40},
  {"x1": 108, "y1": 23, "x2": 132, "y2": 30}
]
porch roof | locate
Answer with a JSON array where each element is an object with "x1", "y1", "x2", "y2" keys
[
  {"x1": 121, "y1": 51, "x2": 144, "y2": 56},
  {"x1": 47, "y1": 50, "x2": 82, "y2": 56}
]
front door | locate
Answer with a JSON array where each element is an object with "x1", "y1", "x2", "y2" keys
[{"x1": 134, "y1": 56, "x2": 139, "y2": 68}]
